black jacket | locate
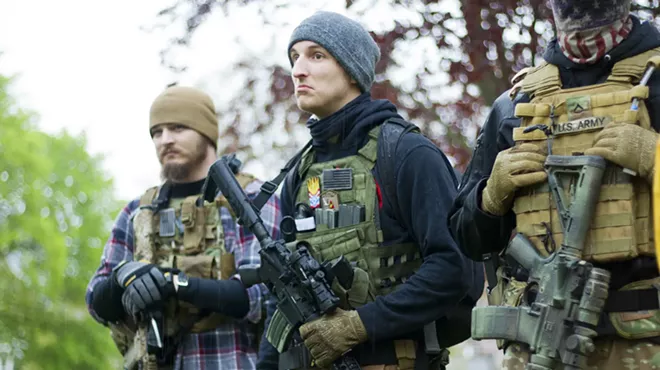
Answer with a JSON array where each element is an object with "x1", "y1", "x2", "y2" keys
[
  {"x1": 258, "y1": 93, "x2": 483, "y2": 368},
  {"x1": 448, "y1": 16, "x2": 660, "y2": 285}
]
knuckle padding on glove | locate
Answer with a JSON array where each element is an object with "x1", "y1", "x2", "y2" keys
[
  {"x1": 116, "y1": 262, "x2": 152, "y2": 286},
  {"x1": 144, "y1": 276, "x2": 162, "y2": 302},
  {"x1": 123, "y1": 289, "x2": 144, "y2": 314},
  {"x1": 509, "y1": 161, "x2": 545, "y2": 175},
  {"x1": 133, "y1": 279, "x2": 155, "y2": 305},
  {"x1": 149, "y1": 268, "x2": 168, "y2": 288}
]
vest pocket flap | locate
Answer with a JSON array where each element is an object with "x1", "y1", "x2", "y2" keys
[
  {"x1": 300, "y1": 228, "x2": 363, "y2": 262},
  {"x1": 609, "y1": 277, "x2": 660, "y2": 340},
  {"x1": 590, "y1": 86, "x2": 649, "y2": 108},
  {"x1": 512, "y1": 127, "x2": 549, "y2": 142},
  {"x1": 174, "y1": 254, "x2": 218, "y2": 280},
  {"x1": 205, "y1": 224, "x2": 217, "y2": 239},
  {"x1": 514, "y1": 210, "x2": 551, "y2": 237},
  {"x1": 599, "y1": 184, "x2": 634, "y2": 201},
  {"x1": 514, "y1": 102, "x2": 551, "y2": 118},
  {"x1": 513, "y1": 194, "x2": 551, "y2": 214}
]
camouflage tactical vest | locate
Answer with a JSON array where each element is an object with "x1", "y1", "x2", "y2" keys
[
  {"x1": 492, "y1": 48, "x2": 660, "y2": 346},
  {"x1": 266, "y1": 125, "x2": 422, "y2": 368},
  {"x1": 110, "y1": 174, "x2": 255, "y2": 360}
]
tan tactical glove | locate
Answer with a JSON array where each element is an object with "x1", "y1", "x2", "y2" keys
[
  {"x1": 299, "y1": 308, "x2": 367, "y2": 368},
  {"x1": 584, "y1": 122, "x2": 658, "y2": 183},
  {"x1": 482, "y1": 143, "x2": 548, "y2": 216}
]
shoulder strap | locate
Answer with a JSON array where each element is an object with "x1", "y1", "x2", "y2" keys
[
  {"x1": 608, "y1": 47, "x2": 660, "y2": 83},
  {"x1": 252, "y1": 140, "x2": 313, "y2": 212},
  {"x1": 376, "y1": 118, "x2": 420, "y2": 218},
  {"x1": 509, "y1": 66, "x2": 533, "y2": 100},
  {"x1": 139, "y1": 186, "x2": 159, "y2": 206},
  {"x1": 356, "y1": 125, "x2": 381, "y2": 164},
  {"x1": 520, "y1": 61, "x2": 562, "y2": 98}
]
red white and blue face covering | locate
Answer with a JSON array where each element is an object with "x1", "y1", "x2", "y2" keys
[{"x1": 550, "y1": 0, "x2": 632, "y2": 64}]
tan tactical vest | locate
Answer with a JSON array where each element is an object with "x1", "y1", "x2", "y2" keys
[
  {"x1": 110, "y1": 174, "x2": 255, "y2": 361},
  {"x1": 266, "y1": 126, "x2": 422, "y2": 369},
  {"x1": 493, "y1": 48, "x2": 660, "y2": 345},
  {"x1": 510, "y1": 49, "x2": 660, "y2": 262}
]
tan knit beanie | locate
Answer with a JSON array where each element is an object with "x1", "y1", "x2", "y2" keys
[{"x1": 149, "y1": 86, "x2": 219, "y2": 146}]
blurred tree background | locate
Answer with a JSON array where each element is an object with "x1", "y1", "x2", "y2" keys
[
  {"x1": 0, "y1": 75, "x2": 122, "y2": 369},
  {"x1": 147, "y1": 0, "x2": 660, "y2": 367},
  {"x1": 1, "y1": 1, "x2": 659, "y2": 369},
  {"x1": 152, "y1": 0, "x2": 660, "y2": 173}
]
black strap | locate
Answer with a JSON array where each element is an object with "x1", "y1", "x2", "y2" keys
[
  {"x1": 152, "y1": 182, "x2": 172, "y2": 211},
  {"x1": 252, "y1": 140, "x2": 313, "y2": 212},
  {"x1": 604, "y1": 288, "x2": 659, "y2": 312},
  {"x1": 376, "y1": 118, "x2": 419, "y2": 221},
  {"x1": 483, "y1": 252, "x2": 500, "y2": 294}
]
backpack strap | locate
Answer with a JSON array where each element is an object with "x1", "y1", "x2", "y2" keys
[{"x1": 376, "y1": 118, "x2": 421, "y2": 219}]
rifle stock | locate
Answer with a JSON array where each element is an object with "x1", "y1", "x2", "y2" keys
[{"x1": 472, "y1": 155, "x2": 611, "y2": 370}]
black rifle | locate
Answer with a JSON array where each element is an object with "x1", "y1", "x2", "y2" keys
[{"x1": 203, "y1": 155, "x2": 361, "y2": 370}]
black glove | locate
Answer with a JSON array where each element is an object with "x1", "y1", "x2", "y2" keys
[{"x1": 113, "y1": 261, "x2": 175, "y2": 320}]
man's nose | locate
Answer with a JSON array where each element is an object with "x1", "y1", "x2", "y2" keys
[
  {"x1": 292, "y1": 57, "x2": 309, "y2": 79},
  {"x1": 160, "y1": 128, "x2": 175, "y2": 144}
]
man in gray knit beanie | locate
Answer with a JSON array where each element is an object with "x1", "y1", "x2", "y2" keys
[
  {"x1": 287, "y1": 11, "x2": 380, "y2": 93},
  {"x1": 257, "y1": 9, "x2": 481, "y2": 370}
]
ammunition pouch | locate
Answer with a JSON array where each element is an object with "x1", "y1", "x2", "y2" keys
[
  {"x1": 489, "y1": 267, "x2": 528, "y2": 349},
  {"x1": 331, "y1": 266, "x2": 374, "y2": 310},
  {"x1": 600, "y1": 277, "x2": 660, "y2": 340}
]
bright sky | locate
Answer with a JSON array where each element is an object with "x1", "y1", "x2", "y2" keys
[
  {"x1": 0, "y1": 0, "x2": 336, "y2": 201},
  {"x1": 0, "y1": 2, "x2": 500, "y2": 368},
  {"x1": 0, "y1": 0, "x2": 177, "y2": 201}
]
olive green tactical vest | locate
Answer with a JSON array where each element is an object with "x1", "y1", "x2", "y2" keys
[
  {"x1": 109, "y1": 174, "x2": 255, "y2": 359},
  {"x1": 491, "y1": 48, "x2": 660, "y2": 347},
  {"x1": 265, "y1": 125, "x2": 422, "y2": 359}
]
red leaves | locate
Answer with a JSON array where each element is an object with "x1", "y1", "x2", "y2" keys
[{"x1": 156, "y1": 0, "x2": 659, "y2": 171}]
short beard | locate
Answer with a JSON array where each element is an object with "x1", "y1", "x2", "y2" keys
[{"x1": 160, "y1": 138, "x2": 208, "y2": 182}]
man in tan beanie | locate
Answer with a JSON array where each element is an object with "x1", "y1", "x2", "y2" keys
[{"x1": 85, "y1": 85, "x2": 281, "y2": 369}]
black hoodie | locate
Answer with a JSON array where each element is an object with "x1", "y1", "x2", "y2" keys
[
  {"x1": 449, "y1": 16, "x2": 660, "y2": 281},
  {"x1": 257, "y1": 93, "x2": 483, "y2": 368}
]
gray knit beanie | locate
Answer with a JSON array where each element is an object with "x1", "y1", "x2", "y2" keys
[{"x1": 288, "y1": 11, "x2": 381, "y2": 92}]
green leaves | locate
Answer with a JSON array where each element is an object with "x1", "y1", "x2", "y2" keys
[{"x1": 0, "y1": 75, "x2": 121, "y2": 369}]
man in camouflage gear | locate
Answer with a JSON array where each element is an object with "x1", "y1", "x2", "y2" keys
[
  {"x1": 450, "y1": 1, "x2": 660, "y2": 369},
  {"x1": 85, "y1": 86, "x2": 281, "y2": 369}
]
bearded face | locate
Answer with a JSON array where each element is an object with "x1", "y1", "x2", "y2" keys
[{"x1": 151, "y1": 124, "x2": 213, "y2": 183}]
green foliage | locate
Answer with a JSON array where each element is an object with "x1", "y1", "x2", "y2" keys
[{"x1": 0, "y1": 75, "x2": 122, "y2": 369}]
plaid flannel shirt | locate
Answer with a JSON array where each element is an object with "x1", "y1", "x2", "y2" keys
[{"x1": 86, "y1": 179, "x2": 280, "y2": 370}]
